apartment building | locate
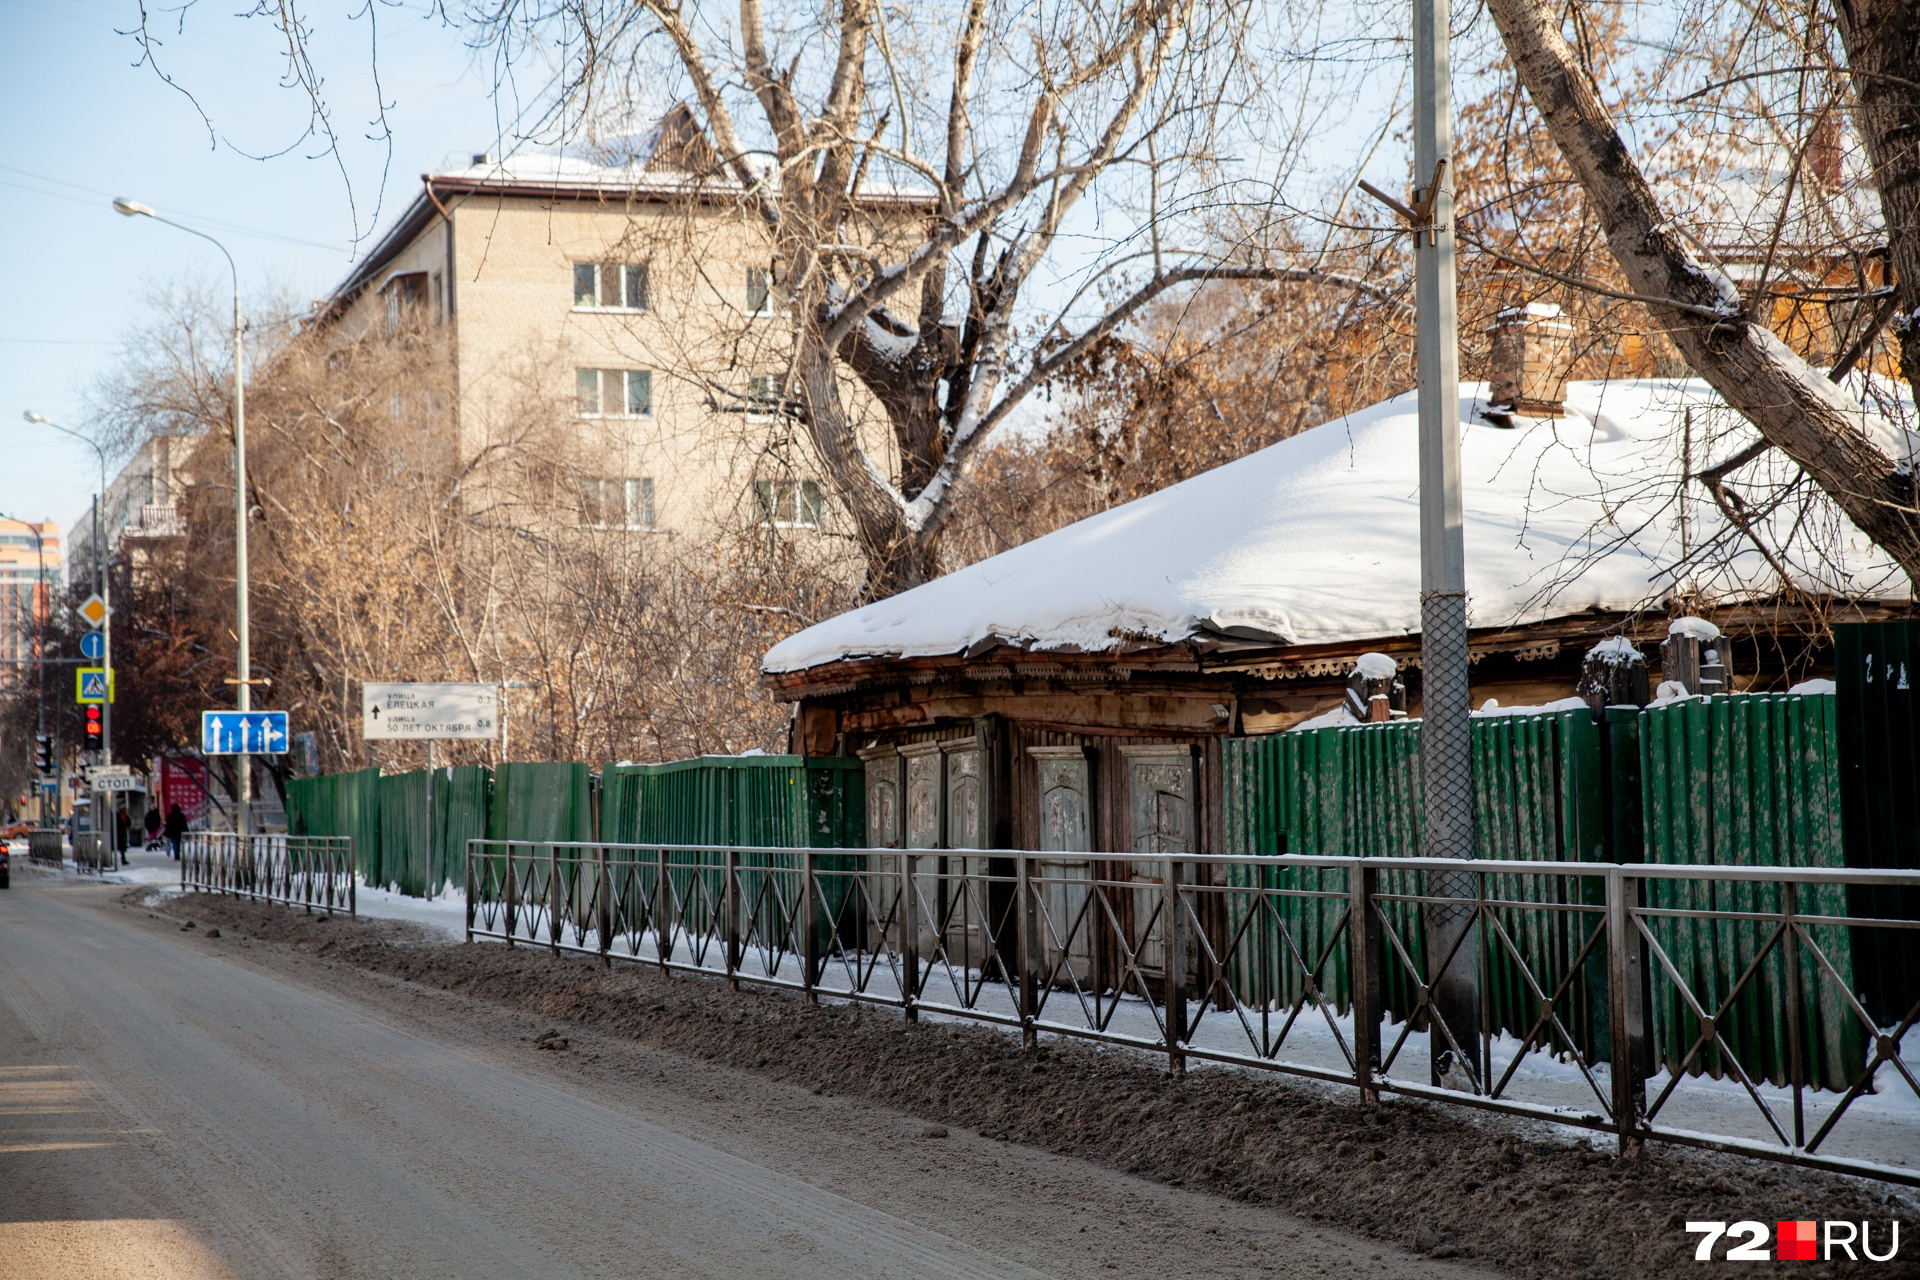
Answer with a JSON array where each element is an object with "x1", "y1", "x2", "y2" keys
[
  {"x1": 324, "y1": 107, "x2": 925, "y2": 540},
  {"x1": 0, "y1": 518, "x2": 60, "y2": 691},
  {"x1": 65, "y1": 433, "x2": 192, "y2": 587}
]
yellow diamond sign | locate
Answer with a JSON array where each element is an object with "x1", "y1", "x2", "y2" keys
[{"x1": 78, "y1": 594, "x2": 107, "y2": 627}]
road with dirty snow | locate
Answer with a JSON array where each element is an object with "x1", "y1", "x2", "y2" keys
[{"x1": 0, "y1": 865, "x2": 1495, "y2": 1279}]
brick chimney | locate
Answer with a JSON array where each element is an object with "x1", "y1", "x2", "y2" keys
[{"x1": 1487, "y1": 302, "x2": 1575, "y2": 419}]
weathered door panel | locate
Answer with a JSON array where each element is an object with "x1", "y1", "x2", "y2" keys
[
  {"x1": 1121, "y1": 745, "x2": 1196, "y2": 979},
  {"x1": 1031, "y1": 746, "x2": 1095, "y2": 987}
]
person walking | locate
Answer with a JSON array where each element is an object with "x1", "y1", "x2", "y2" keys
[
  {"x1": 163, "y1": 803, "x2": 188, "y2": 860},
  {"x1": 143, "y1": 805, "x2": 162, "y2": 850},
  {"x1": 115, "y1": 805, "x2": 130, "y2": 866}
]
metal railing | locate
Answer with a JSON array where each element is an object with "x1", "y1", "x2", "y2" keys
[
  {"x1": 27, "y1": 829, "x2": 63, "y2": 867},
  {"x1": 182, "y1": 833, "x2": 356, "y2": 914},
  {"x1": 71, "y1": 832, "x2": 114, "y2": 873},
  {"x1": 466, "y1": 840, "x2": 1920, "y2": 1187}
]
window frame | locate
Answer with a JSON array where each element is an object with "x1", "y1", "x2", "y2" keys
[
  {"x1": 752, "y1": 477, "x2": 824, "y2": 529},
  {"x1": 575, "y1": 368, "x2": 654, "y2": 419},
  {"x1": 746, "y1": 265, "x2": 774, "y2": 317},
  {"x1": 579, "y1": 475, "x2": 657, "y2": 530},
  {"x1": 572, "y1": 262, "x2": 651, "y2": 313}
]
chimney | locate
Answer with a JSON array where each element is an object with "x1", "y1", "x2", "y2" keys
[
  {"x1": 1345, "y1": 653, "x2": 1407, "y2": 723},
  {"x1": 1660, "y1": 616, "x2": 1730, "y2": 696},
  {"x1": 1577, "y1": 636, "x2": 1650, "y2": 719},
  {"x1": 1487, "y1": 302, "x2": 1575, "y2": 419},
  {"x1": 1809, "y1": 114, "x2": 1842, "y2": 191}
]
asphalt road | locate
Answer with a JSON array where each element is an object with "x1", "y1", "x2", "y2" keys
[{"x1": 0, "y1": 865, "x2": 1496, "y2": 1279}]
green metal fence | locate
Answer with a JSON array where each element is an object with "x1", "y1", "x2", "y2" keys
[
  {"x1": 286, "y1": 767, "x2": 382, "y2": 881},
  {"x1": 1640, "y1": 692, "x2": 1863, "y2": 1090},
  {"x1": 1222, "y1": 707, "x2": 1607, "y2": 1054},
  {"x1": 1221, "y1": 692, "x2": 1880, "y2": 1094},
  {"x1": 599, "y1": 755, "x2": 866, "y2": 959}
]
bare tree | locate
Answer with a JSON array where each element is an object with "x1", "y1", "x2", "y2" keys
[
  {"x1": 453, "y1": 0, "x2": 1391, "y2": 596},
  {"x1": 1480, "y1": 0, "x2": 1920, "y2": 579}
]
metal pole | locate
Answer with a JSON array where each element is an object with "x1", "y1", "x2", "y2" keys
[
  {"x1": 1164, "y1": 854, "x2": 1187, "y2": 1074},
  {"x1": 1412, "y1": 0, "x2": 1479, "y2": 1088},
  {"x1": 232, "y1": 273, "x2": 251, "y2": 839},
  {"x1": 902, "y1": 850, "x2": 920, "y2": 1020}
]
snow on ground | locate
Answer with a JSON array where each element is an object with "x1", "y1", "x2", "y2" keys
[
  {"x1": 764, "y1": 379, "x2": 1910, "y2": 673},
  {"x1": 352, "y1": 883, "x2": 468, "y2": 940}
]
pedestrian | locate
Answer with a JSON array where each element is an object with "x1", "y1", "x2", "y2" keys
[
  {"x1": 116, "y1": 806, "x2": 130, "y2": 865},
  {"x1": 143, "y1": 805, "x2": 162, "y2": 849},
  {"x1": 163, "y1": 802, "x2": 188, "y2": 861}
]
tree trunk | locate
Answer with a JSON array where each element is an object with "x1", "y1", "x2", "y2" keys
[
  {"x1": 1483, "y1": 0, "x2": 1920, "y2": 580},
  {"x1": 1831, "y1": 0, "x2": 1920, "y2": 387}
]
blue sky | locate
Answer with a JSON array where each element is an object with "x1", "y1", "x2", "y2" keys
[{"x1": 0, "y1": 0, "x2": 497, "y2": 566}]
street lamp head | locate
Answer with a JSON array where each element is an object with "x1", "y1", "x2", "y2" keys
[
  {"x1": 112, "y1": 197, "x2": 155, "y2": 218},
  {"x1": 22, "y1": 411, "x2": 50, "y2": 424}
]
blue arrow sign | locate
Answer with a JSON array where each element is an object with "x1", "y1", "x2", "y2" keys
[
  {"x1": 80, "y1": 631, "x2": 105, "y2": 661},
  {"x1": 201, "y1": 710, "x2": 290, "y2": 755}
]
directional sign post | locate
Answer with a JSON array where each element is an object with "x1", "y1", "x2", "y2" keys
[
  {"x1": 201, "y1": 711, "x2": 289, "y2": 756},
  {"x1": 362, "y1": 683, "x2": 498, "y2": 740}
]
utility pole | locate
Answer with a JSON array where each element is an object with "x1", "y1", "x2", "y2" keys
[
  {"x1": 1412, "y1": 0, "x2": 1480, "y2": 1090},
  {"x1": 114, "y1": 197, "x2": 251, "y2": 837}
]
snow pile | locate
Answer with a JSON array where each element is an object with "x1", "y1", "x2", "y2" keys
[
  {"x1": 1789, "y1": 677, "x2": 1837, "y2": 696},
  {"x1": 1288, "y1": 704, "x2": 1361, "y2": 732},
  {"x1": 1353, "y1": 652, "x2": 1397, "y2": 680},
  {"x1": 765, "y1": 380, "x2": 1910, "y2": 674},
  {"x1": 1472, "y1": 696, "x2": 1590, "y2": 719},
  {"x1": 1585, "y1": 635, "x2": 1643, "y2": 664},
  {"x1": 1668, "y1": 615, "x2": 1722, "y2": 641}
]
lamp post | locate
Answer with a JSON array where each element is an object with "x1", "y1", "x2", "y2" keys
[
  {"x1": 21, "y1": 413, "x2": 111, "y2": 775},
  {"x1": 113, "y1": 197, "x2": 252, "y2": 837}
]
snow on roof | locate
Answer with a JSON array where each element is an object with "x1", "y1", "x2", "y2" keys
[
  {"x1": 428, "y1": 150, "x2": 929, "y2": 202},
  {"x1": 763, "y1": 379, "x2": 1912, "y2": 675}
]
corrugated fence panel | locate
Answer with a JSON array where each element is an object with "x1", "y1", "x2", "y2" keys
[
  {"x1": 435, "y1": 765, "x2": 491, "y2": 897},
  {"x1": 377, "y1": 770, "x2": 433, "y2": 896},
  {"x1": 1223, "y1": 708, "x2": 1604, "y2": 1050},
  {"x1": 1640, "y1": 693, "x2": 1862, "y2": 1091}
]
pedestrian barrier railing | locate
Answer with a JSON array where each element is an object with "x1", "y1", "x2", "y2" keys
[
  {"x1": 466, "y1": 840, "x2": 1919, "y2": 1187},
  {"x1": 27, "y1": 829, "x2": 63, "y2": 867},
  {"x1": 71, "y1": 832, "x2": 114, "y2": 873},
  {"x1": 182, "y1": 833, "x2": 356, "y2": 915}
]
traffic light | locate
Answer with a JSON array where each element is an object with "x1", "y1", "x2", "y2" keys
[
  {"x1": 32, "y1": 733, "x2": 51, "y2": 773},
  {"x1": 84, "y1": 706, "x2": 101, "y2": 743}
]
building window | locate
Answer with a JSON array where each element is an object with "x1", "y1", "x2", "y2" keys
[
  {"x1": 382, "y1": 272, "x2": 429, "y2": 329},
  {"x1": 746, "y1": 265, "x2": 773, "y2": 316},
  {"x1": 580, "y1": 476, "x2": 655, "y2": 529},
  {"x1": 576, "y1": 368, "x2": 653, "y2": 417},
  {"x1": 752, "y1": 478, "x2": 823, "y2": 528},
  {"x1": 746, "y1": 374, "x2": 783, "y2": 420},
  {"x1": 573, "y1": 262, "x2": 650, "y2": 311}
]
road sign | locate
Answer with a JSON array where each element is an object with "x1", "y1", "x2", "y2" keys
[
  {"x1": 79, "y1": 630, "x2": 106, "y2": 660},
  {"x1": 87, "y1": 764, "x2": 132, "y2": 781},
  {"x1": 201, "y1": 710, "x2": 289, "y2": 755},
  {"x1": 362, "y1": 682, "x2": 498, "y2": 740},
  {"x1": 75, "y1": 668, "x2": 115, "y2": 703},
  {"x1": 90, "y1": 774, "x2": 142, "y2": 792},
  {"x1": 78, "y1": 594, "x2": 107, "y2": 627}
]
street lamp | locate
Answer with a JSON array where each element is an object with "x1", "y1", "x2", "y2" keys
[
  {"x1": 113, "y1": 196, "x2": 254, "y2": 837},
  {"x1": 21, "y1": 412, "x2": 111, "y2": 775}
]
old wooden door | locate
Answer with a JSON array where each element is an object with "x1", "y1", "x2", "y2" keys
[
  {"x1": 1121, "y1": 745, "x2": 1195, "y2": 978},
  {"x1": 1031, "y1": 746, "x2": 1094, "y2": 986}
]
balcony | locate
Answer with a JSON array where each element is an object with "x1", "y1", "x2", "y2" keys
[{"x1": 122, "y1": 505, "x2": 186, "y2": 539}]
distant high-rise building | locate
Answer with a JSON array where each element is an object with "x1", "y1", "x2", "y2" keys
[{"x1": 0, "y1": 518, "x2": 60, "y2": 690}]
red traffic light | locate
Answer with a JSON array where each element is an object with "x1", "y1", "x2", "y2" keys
[{"x1": 85, "y1": 705, "x2": 102, "y2": 738}]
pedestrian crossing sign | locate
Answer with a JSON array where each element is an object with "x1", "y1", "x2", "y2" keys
[{"x1": 75, "y1": 668, "x2": 114, "y2": 704}]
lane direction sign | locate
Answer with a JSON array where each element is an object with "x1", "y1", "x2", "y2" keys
[
  {"x1": 201, "y1": 710, "x2": 289, "y2": 755},
  {"x1": 362, "y1": 682, "x2": 498, "y2": 740},
  {"x1": 79, "y1": 631, "x2": 105, "y2": 660}
]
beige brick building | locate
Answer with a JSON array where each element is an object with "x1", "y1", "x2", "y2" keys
[{"x1": 325, "y1": 112, "x2": 923, "y2": 539}]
